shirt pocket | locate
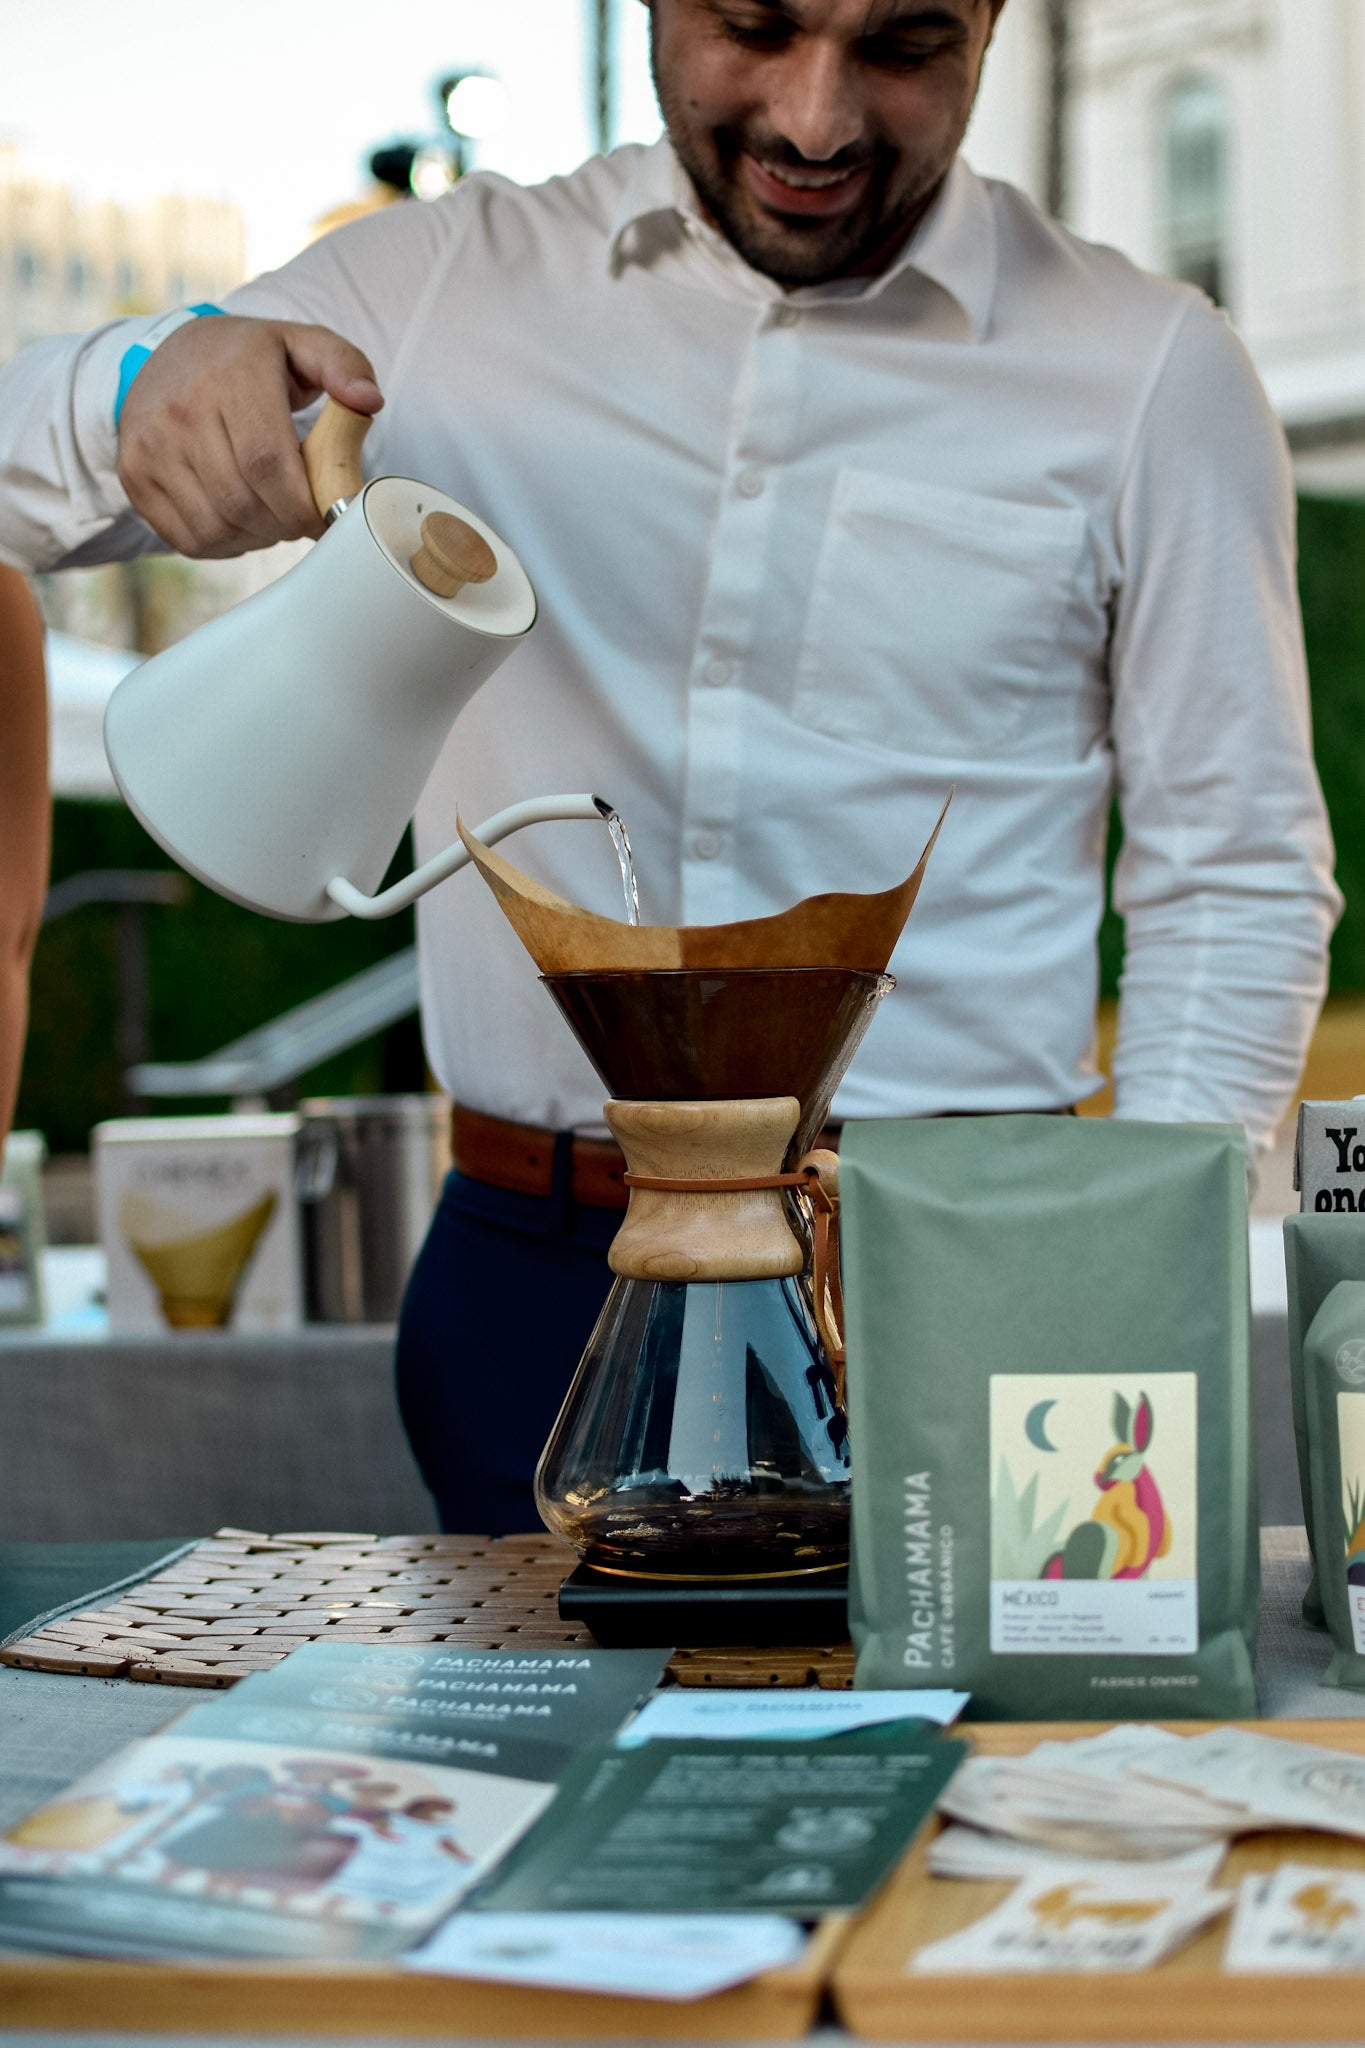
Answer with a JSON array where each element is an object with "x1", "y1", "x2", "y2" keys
[{"x1": 792, "y1": 469, "x2": 1090, "y2": 761}]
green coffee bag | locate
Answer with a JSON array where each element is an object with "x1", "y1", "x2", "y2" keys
[
  {"x1": 842, "y1": 1116, "x2": 1257, "y2": 1721},
  {"x1": 1282, "y1": 1214, "x2": 1365, "y2": 1629},
  {"x1": 1301, "y1": 1280, "x2": 1365, "y2": 1690}
]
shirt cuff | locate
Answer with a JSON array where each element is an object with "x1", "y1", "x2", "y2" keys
[{"x1": 75, "y1": 316, "x2": 163, "y2": 492}]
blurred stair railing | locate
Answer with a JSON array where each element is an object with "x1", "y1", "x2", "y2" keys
[
  {"x1": 42, "y1": 870, "x2": 190, "y2": 1109},
  {"x1": 128, "y1": 946, "x2": 420, "y2": 1104}
]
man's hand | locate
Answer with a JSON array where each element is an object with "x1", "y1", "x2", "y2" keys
[{"x1": 115, "y1": 315, "x2": 384, "y2": 559}]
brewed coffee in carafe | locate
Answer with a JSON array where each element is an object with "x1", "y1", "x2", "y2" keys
[
  {"x1": 542, "y1": 1278, "x2": 848, "y2": 1579},
  {"x1": 535, "y1": 1090, "x2": 860, "y2": 1580}
]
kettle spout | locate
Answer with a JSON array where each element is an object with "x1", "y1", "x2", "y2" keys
[{"x1": 324, "y1": 794, "x2": 611, "y2": 920}]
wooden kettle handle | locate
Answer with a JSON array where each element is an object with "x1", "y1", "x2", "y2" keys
[{"x1": 301, "y1": 398, "x2": 372, "y2": 520}]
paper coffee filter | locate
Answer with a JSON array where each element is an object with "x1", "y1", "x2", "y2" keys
[
  {"x1": 457, "y1": 790, "x2": 952, "y2": 973},
  {"x1": 120, "y1": 1189, "x2": 277, "y2": 1329}
]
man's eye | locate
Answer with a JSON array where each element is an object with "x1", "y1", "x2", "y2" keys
[
  {"x1": 860, "y1": 35, "x2": 956, "y2": 70},
  {"x1": 721, "y1": 15, "x2": 794, "y2": 49}
]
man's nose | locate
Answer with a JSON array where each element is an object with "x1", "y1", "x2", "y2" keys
[{"x1": 765, "y1": 41, "x2": 866, "y2": 162}]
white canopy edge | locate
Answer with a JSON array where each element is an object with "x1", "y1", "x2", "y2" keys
[{"x1": 46, "y1": 630, "x2": 140, "y2": 800}]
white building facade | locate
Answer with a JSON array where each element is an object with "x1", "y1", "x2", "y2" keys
[
  {"x1": 966, "y1": 0, "x2": 1365, "y2": 494},
  {"x1": 0, "y1": 146, "x2": 245, "y2": 364}
]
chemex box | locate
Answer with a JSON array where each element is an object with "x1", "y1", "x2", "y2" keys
[
  {"x1": 94, "y1": 1115, "x2": 303, "y2": 1335},
  {"x1": 1296, "y1": 1098, "x2": 1365, "y2": 1214}
]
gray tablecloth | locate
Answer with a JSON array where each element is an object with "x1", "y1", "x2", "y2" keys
[{"x1": 0, "y1": 1327, "x2": 436, "y2": 1541}]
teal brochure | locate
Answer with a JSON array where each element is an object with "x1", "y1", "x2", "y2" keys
[
  {"x1": 0, "y1": 1642, "x2": 666, "y2": 1961},
  {"x1": 472, "y1": 1724, "x2": 965, "y2": 1916}
]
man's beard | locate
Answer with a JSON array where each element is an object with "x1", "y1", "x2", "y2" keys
[{"x1": 650, "y1": 42, "x2": 937, "y2": 286}]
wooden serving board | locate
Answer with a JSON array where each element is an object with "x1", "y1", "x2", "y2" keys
[
  {"x1": 833, "y1": 1718, "x2": 1365, "y2": 2041},
  {"x1": 0, "y1": 1914, "x2": 848, "y2": 2038},
  {"x1": 0, "y1": 1530, "x2": 856, "y2": 1691}
]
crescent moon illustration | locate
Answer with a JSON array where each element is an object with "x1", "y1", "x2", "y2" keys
[{"x1": 1024, "y1": 1399, "x2": 1059, "y2": 1453}]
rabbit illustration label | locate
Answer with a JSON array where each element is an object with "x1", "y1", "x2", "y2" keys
[{"x1": 989, "y1": 1374, "x2": 1198, "y2": 1656}]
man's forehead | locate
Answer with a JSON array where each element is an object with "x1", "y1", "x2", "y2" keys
[{"x1": 719, "y1": 0, "x2": 983, "y2": 31}]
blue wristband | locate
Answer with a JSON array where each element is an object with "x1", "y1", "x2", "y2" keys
[{"x1": 113, "y1": 303, "x2": 224, "y2": 428}]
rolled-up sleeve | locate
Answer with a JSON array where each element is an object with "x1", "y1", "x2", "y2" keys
[{"x1": 1108, "y1": 294, "x2": 1342, "y2": 1159}]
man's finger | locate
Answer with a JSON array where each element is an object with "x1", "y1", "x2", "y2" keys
[
  {"x1": 130, "y1": 469, "x2": 234, "y2": 560},
  {"x1": 280, "y1": 323, "x2": 384, "y2": 416},
  {"x1": 127, "y1": 425, "x2": 272, "y2": 557},
  {"x1": 172, "y1": 413, "x2": 295, "y2": 549},
  {"x1": 213, "y1": 406, "x2": 324, "y2": 542}
]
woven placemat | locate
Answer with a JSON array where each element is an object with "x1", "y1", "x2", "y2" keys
[{"x1": 0, "y1": 1530, "x2": 855, "y2": 1691}]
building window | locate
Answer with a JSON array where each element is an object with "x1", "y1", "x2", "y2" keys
[
  {"x1": 1159, "y1": 74, "x2": 1232, "y2": 307},
  {"x1": 15, "y1": 245, "x2": 43, "y2": 292},
  {"x1": 67, "y1": 255, "x2": 87, "y2": 297}
]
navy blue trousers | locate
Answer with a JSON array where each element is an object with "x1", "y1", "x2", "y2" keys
[{"x1": 395, "y1": 1153, "x2": 619, "y2": 1535}]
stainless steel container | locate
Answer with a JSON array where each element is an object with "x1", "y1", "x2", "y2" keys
[{"x1": 297, "y1": 1095, "x2": 451, "y2": 1323}]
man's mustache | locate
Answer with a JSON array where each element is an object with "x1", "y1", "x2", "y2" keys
[{"x1": 719, "y1": 129, "x2": 878, "y2": 176}]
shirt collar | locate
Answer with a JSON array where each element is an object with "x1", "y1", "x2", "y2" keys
[{"x1": 607, "y1": 139, "x2": 997, "y2": 341}]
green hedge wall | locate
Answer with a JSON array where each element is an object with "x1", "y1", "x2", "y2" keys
[
  {"x1": 18, "y1": 805, "x2": 421, "y2": 1154},
  {"x1": 1298, "y1": 494, "x2": 1365, "y2": 988},
  {"x1": 1089, "y1": 492, "x2": 1364, "y2": 1004}
]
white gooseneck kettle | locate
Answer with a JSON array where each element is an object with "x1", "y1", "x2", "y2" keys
[{"x1": 103, "y1": 400, "x2": 608, "y2": 922}]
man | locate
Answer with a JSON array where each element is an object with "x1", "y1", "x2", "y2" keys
[{"x1": 0, "y1": 0, "x2": 1339, "y2": 1533}]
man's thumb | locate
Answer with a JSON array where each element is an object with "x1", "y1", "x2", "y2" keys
[{"x1": 282, "y1": 323, "x2": 384, "y2": 414}]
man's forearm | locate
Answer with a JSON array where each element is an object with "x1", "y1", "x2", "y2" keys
[
  {"x1": 0, "y1": 322, "x2": 167, "y2": 572},
  {"x1": 0, "y1": 197, "x2": 447, "y2": 574},
  {"x1": 1111, "y1": 891, "x2": 1335, "y2": 1162},
  {"x1": 1104, "y1": 293, "x2": 1341, "y2": 1163}
]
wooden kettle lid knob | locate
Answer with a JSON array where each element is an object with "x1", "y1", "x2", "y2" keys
[{"x1": 410, "y1": 512, "x2": 498, "y2": 598}]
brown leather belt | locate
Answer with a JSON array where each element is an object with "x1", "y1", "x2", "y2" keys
[
  {"x1": 451, "y1": 1103, "x2": 631, "y2": 1209},
  {"x1": 449, "y1": 1102, "x2": 1071, "y2": 1212}
]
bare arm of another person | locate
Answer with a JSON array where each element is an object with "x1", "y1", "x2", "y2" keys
[{"x1": 0, "y1": 566, "x2": 49, "y2": 1147}]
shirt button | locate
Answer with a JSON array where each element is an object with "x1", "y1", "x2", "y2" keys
[
  {"x1": 692, "y1": 831, "x2": 724, "y2": 860},
  {"x1": 736, "y1": 468, "x2": 765, "y2": 499},
  {"x1": 702, "y1": 658, "x2": 732, "y2": 689}
]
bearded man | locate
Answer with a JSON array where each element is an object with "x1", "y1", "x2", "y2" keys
[{"x1": 0, "y1": 1, "x2": 1338, "y2": 1532}]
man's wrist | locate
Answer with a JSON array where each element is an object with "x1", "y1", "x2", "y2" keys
[{"x1": 113, "y1": 304, "x2": 224, "y2": 428}]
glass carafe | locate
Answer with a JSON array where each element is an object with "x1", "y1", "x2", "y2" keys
[
  {"x1": 535, "y1": 1270, "x2": 850, "y2": 1580},
  {"x1": 535, "y1": 1093, "x2": 850, "y2": 1581}
]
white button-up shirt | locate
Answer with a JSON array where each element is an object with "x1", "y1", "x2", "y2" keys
[{"x1": 0, "y1": 143, "x2": 1340, "y2": 1154}]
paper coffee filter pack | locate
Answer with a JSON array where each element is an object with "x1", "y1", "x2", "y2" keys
[
  {"x1": 456, "y1": 791, "x2": 952, "y2": 973},
  {"x1": 120, "y1": 1188, "x2": 277, "y2": 1329}
]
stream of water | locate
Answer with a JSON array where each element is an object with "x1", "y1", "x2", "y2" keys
[{"x1": 604, "y1": 809, "x2": 641, "y2": 926}]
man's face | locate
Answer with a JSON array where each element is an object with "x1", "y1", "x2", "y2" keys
[{"x1": 644, "y1": 0, "x2": 1005, "y2": 286}]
